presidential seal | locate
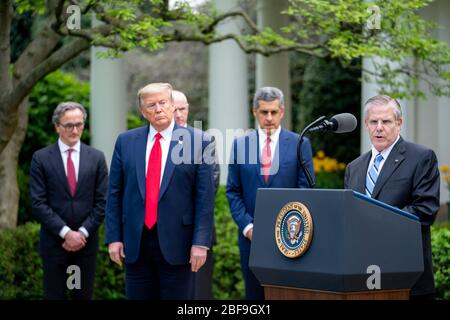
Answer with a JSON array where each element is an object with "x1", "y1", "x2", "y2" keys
[{"x1": 275, "y1": 202, "x2": 313, "y2": 258}]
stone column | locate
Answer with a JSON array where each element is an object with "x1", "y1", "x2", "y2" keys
[
  {"x1": 209, "y1": 0, "x2": 249, "y2": 184},
  {"x1": 90, "y1": 18, "x2": 127, "y2": 168},
  {"x1": 255, "y1": 0, "x2": 291, "y2": 129}
]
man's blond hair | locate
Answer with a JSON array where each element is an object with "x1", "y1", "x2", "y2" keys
[{"x1": 137, "y1": 83, "x2": 173, "y2": 108}]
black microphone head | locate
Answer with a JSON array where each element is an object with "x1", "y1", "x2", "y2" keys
[{"x1": 330, "y1": 113, "x2": 357, "y2": 133}]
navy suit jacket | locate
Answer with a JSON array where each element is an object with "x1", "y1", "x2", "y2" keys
[
  {"x1": 226, "y1": 128, "x2": 314, "y2": 252},
  {"x1": 105, "y1": 124, "x2": 215, "y2": 265},
  {"x1": 344, "y1": 136, "x2": 440, "y2": 295},
  {"x1": 30, "y1": 143, "x2": 108, "y2": 256}
]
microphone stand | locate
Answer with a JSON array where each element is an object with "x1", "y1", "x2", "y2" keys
[{"x1": 297, "y1": 116, "x2": 326, "y2": 188}]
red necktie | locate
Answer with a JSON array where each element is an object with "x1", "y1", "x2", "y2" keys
[
  {"x1": 261, "y1": 136, "x2": 271, "y2": 183},
  {"x1": 145, "y1": 133, "x2": 162, "y2": 229},
  {"x1": 67, "y1": 148, "x2": 77, "y2": 197}
]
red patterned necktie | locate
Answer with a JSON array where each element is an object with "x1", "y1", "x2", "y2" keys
[
  {"x1": 67, "y1": 148, "x2": 77, "y2": 197},
  {"x1": 261, "y1": 136, "x2": 271, "y2": 183},
  {"x1": 145, "y1": 133, "x2": 162, "y2": 229}
]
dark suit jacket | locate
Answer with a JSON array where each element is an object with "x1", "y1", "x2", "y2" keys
[
  {"x1": 105, "y1": 124, "x2": 215, "y2": 265},
  {"x1": 30, "y1": 143, "x2": 108, "y2": 256},
  {"x1": 344, "y1": 136, "x2": 440, "y2": 295},
  {"x1": 226, "y1": 128, "x2": 314, "y2": 252}
]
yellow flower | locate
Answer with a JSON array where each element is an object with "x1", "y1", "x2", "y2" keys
[{"x1": 313, "y1": 151, "x2": 346, "y2": 173}]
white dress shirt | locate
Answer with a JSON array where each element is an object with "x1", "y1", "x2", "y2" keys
[
  {"x1": 57, "y1": 139, "x2": 89, "y2": 239},
  {"x1": 257, "y1": 126, "x2": 281, "y2": 164},
  {"x1": 367, "y1": 135, "x2": 401, "y2": 177},
  {"x1": 58, "y1": 139, "x2": 80, "y2": 181},
  {"x1": 145, "y1": 120, "x2": 175, "y2": 184},
  {"x1": 243, "y1": 126, "x2": 282, "y2": 238}
]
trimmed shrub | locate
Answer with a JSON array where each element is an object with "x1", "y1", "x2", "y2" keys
[
  {"x1": 1, "y1": 202, "x2": 447, "y2": 299},
  {"x1": 431, "y1": 224, "x2": 450, "y2": 300},
  {"x1": 213, "y1": 186, "x2": 244, "y2": 299},
  {"x1": 0, "y1": 222, "x2": 43, "y2": 299}
]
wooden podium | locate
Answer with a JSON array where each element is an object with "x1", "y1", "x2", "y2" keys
[
  {"x1": 264, "y1": 285, "x2": 409, "y2": 300},
  {"x1": 250, "y1": 189, "x2": 423, "y2": 300}
]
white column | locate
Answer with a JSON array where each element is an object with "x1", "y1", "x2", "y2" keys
[
  {"x1": 361, "y1": 58, "x2": 415, "y2": 152},
  {"x1": 361, "y1": 0, "x2": 450, "y2": 204},
  {"x1": 209, "y1": 0, "x2": 249, "y2": 184},
  {"x1": 255, "y1": 0, "x2": 291, "y2": 129},
  {"x1": 417, "y1": 0, "x2": 450, "y2": 204},
  {"x1": 90, "y1": 19, "x2": 127, "y2": 168}
]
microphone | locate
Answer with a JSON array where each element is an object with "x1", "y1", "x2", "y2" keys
[{"x1": 308, "y1": 113, "x2": 357, "y2": 133}]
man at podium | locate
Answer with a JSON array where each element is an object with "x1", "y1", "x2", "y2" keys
[
  {"x1": 344, "y1": 94, "x2": 440, "y2": 300},
  {"x1": 226, "y1": 86, "x2": 314, "y2": 300}
]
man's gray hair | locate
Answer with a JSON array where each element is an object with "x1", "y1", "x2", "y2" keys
[
  {"x1": 364, "y1": 95, "x2": 402, "y2": 120},
  {"x1": 253, "y1": 87, "x2": 285, "y2": 109},
  {"x1": 52, "y1": 101, "x2": 87, "y2": 125}
]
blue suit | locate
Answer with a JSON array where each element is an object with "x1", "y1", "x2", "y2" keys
[
  {"x1": 226, "y1": 128, "x2": 314, "y2": 299},
  {"x1": 105, "y1": 124, "x2": 215, "y2": 299}
]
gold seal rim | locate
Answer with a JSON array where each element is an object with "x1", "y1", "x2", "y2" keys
[{"x1": 275, "y1": 201, "x2": 313, "y2": 258}]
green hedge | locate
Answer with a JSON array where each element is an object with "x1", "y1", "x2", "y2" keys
[
  {"x1": 213, "y1": 186, "x2": 244, "y2": 299},
  {"x1": 1, "y1": 197, "x2": 448, "y2": 299},
  {"x1": 432, "y1": 223, "x2": 450, "y2": 300}
]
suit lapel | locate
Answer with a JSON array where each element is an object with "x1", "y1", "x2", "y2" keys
[
  {"x1": 48, "y1": 143, "x2": 71, "y2": 196},
  {"x1": 356, "y1": 151, "x2": 372, "y2": 193},
  {"x1": 266, "y1": 129, "x2": 288, "y2": 186},
  {"x1": 135, "y1": 126, "x2": 149, "y2": 201},
  {"x1": 372, "y1": 138, "x2": 406, "y2": 198},
  {"x1": 76, "y1": 143, "x2": 89, "y2": 197},
  {"x1": 252, "y1": 131, "x2": 265, "y2": 186},
  {"x1": 158, "y1": 124, "x2": 182, "y2": 201}
]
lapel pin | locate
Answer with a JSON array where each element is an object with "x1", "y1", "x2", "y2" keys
[{"x1": 394, "y1": 159, "x2": 399, "y2": 162}]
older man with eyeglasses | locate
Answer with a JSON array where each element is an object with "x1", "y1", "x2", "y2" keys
[{"x1": 30, "y1": 101, "x2": 108, "y2": 299}]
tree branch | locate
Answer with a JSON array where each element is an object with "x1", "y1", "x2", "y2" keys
[
  {"x1": 202, "y1": 10, "x2": 259, "y2": 34},
  {"x1": 13, "y1": 26, "x2": 60, "y2": 83},
  {"x1": 0, "y1": 37, "x2": 90, "y2": 154},
  {"x1": 0, "y1": 0, "x2": 12, "y2": 89}
]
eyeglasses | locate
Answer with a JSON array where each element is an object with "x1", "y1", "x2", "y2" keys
[
  {"x1": 143, "y1": 99, "x2": 171, "y2": 110},
  {"x1": 59, "y1": 122, "x2": 84, "y2": 131}
]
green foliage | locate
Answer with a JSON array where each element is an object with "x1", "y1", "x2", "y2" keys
[
  {"x1": 18, "y1": 70, "x2": 91, "y2": 225},
  {"x1": 15, "y1": 0, "x2": 46, "y2": 15},
  {"x1": 213, "y1": 186, "x2": 244, "y2": 299},
  {"x1": 315, "y1": 171, "x2": 344, "y2": 189},
  {"x1": 0, "y1": 222, "x2": 43, "y2": 299},
  {"x1": 1, "y1": 206, "x2": 448, "y2": 299},
  {"x1": 283, "y1": 0, "x2": 450, "y2": 98},
  {"x1": 93, "y1": 224, "x2": 126, "y2": 299},
  {"x1": 0, "y1": 222, "x2": 126, "y2": 299},
  {"x1": 293, "y1": 56, "x2": 361, "y2": 163},
  {"x1": 431, "y1": 225, "x2": 450, "y2": 300},
  {"x1": 127, "y1": 112, "x2": 146, "y2": 129},
  {"x1": 14, "y1": 0, "x2": 449, "y2": 98}
]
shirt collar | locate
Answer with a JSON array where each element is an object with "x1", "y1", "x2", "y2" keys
[
  {"x1": 371, "y1": 134, "x2": 400, "y2": 160},
  {"x1": 58, "y1": 139, "x2": 80, "y2": 153},
  {"x1": 258, "y1": 126, "x2": 281, "y2": 145},
  {"x1": 149, "y1": 119, "x2": 175, "y2": 141}
]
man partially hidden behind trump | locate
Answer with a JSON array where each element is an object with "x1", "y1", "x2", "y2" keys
[{"x1": 344, "y1": 94, "x2": 440, "y2": 300}]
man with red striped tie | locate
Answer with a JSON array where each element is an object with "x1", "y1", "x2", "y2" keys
[
  {"x1": 105, "y1": 83, "x2": 215, "y2": 299},
  {"x1": 30, "y1": 102, "x2": 108, "y2": 299},
  {"x1": 226, "y1": 87, "x2": 314, "y2": 299}
]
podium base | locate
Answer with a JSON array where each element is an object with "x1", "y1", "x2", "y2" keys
[{"x1": 264, "y1": 285, "x2": 410, "y2": 300}]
